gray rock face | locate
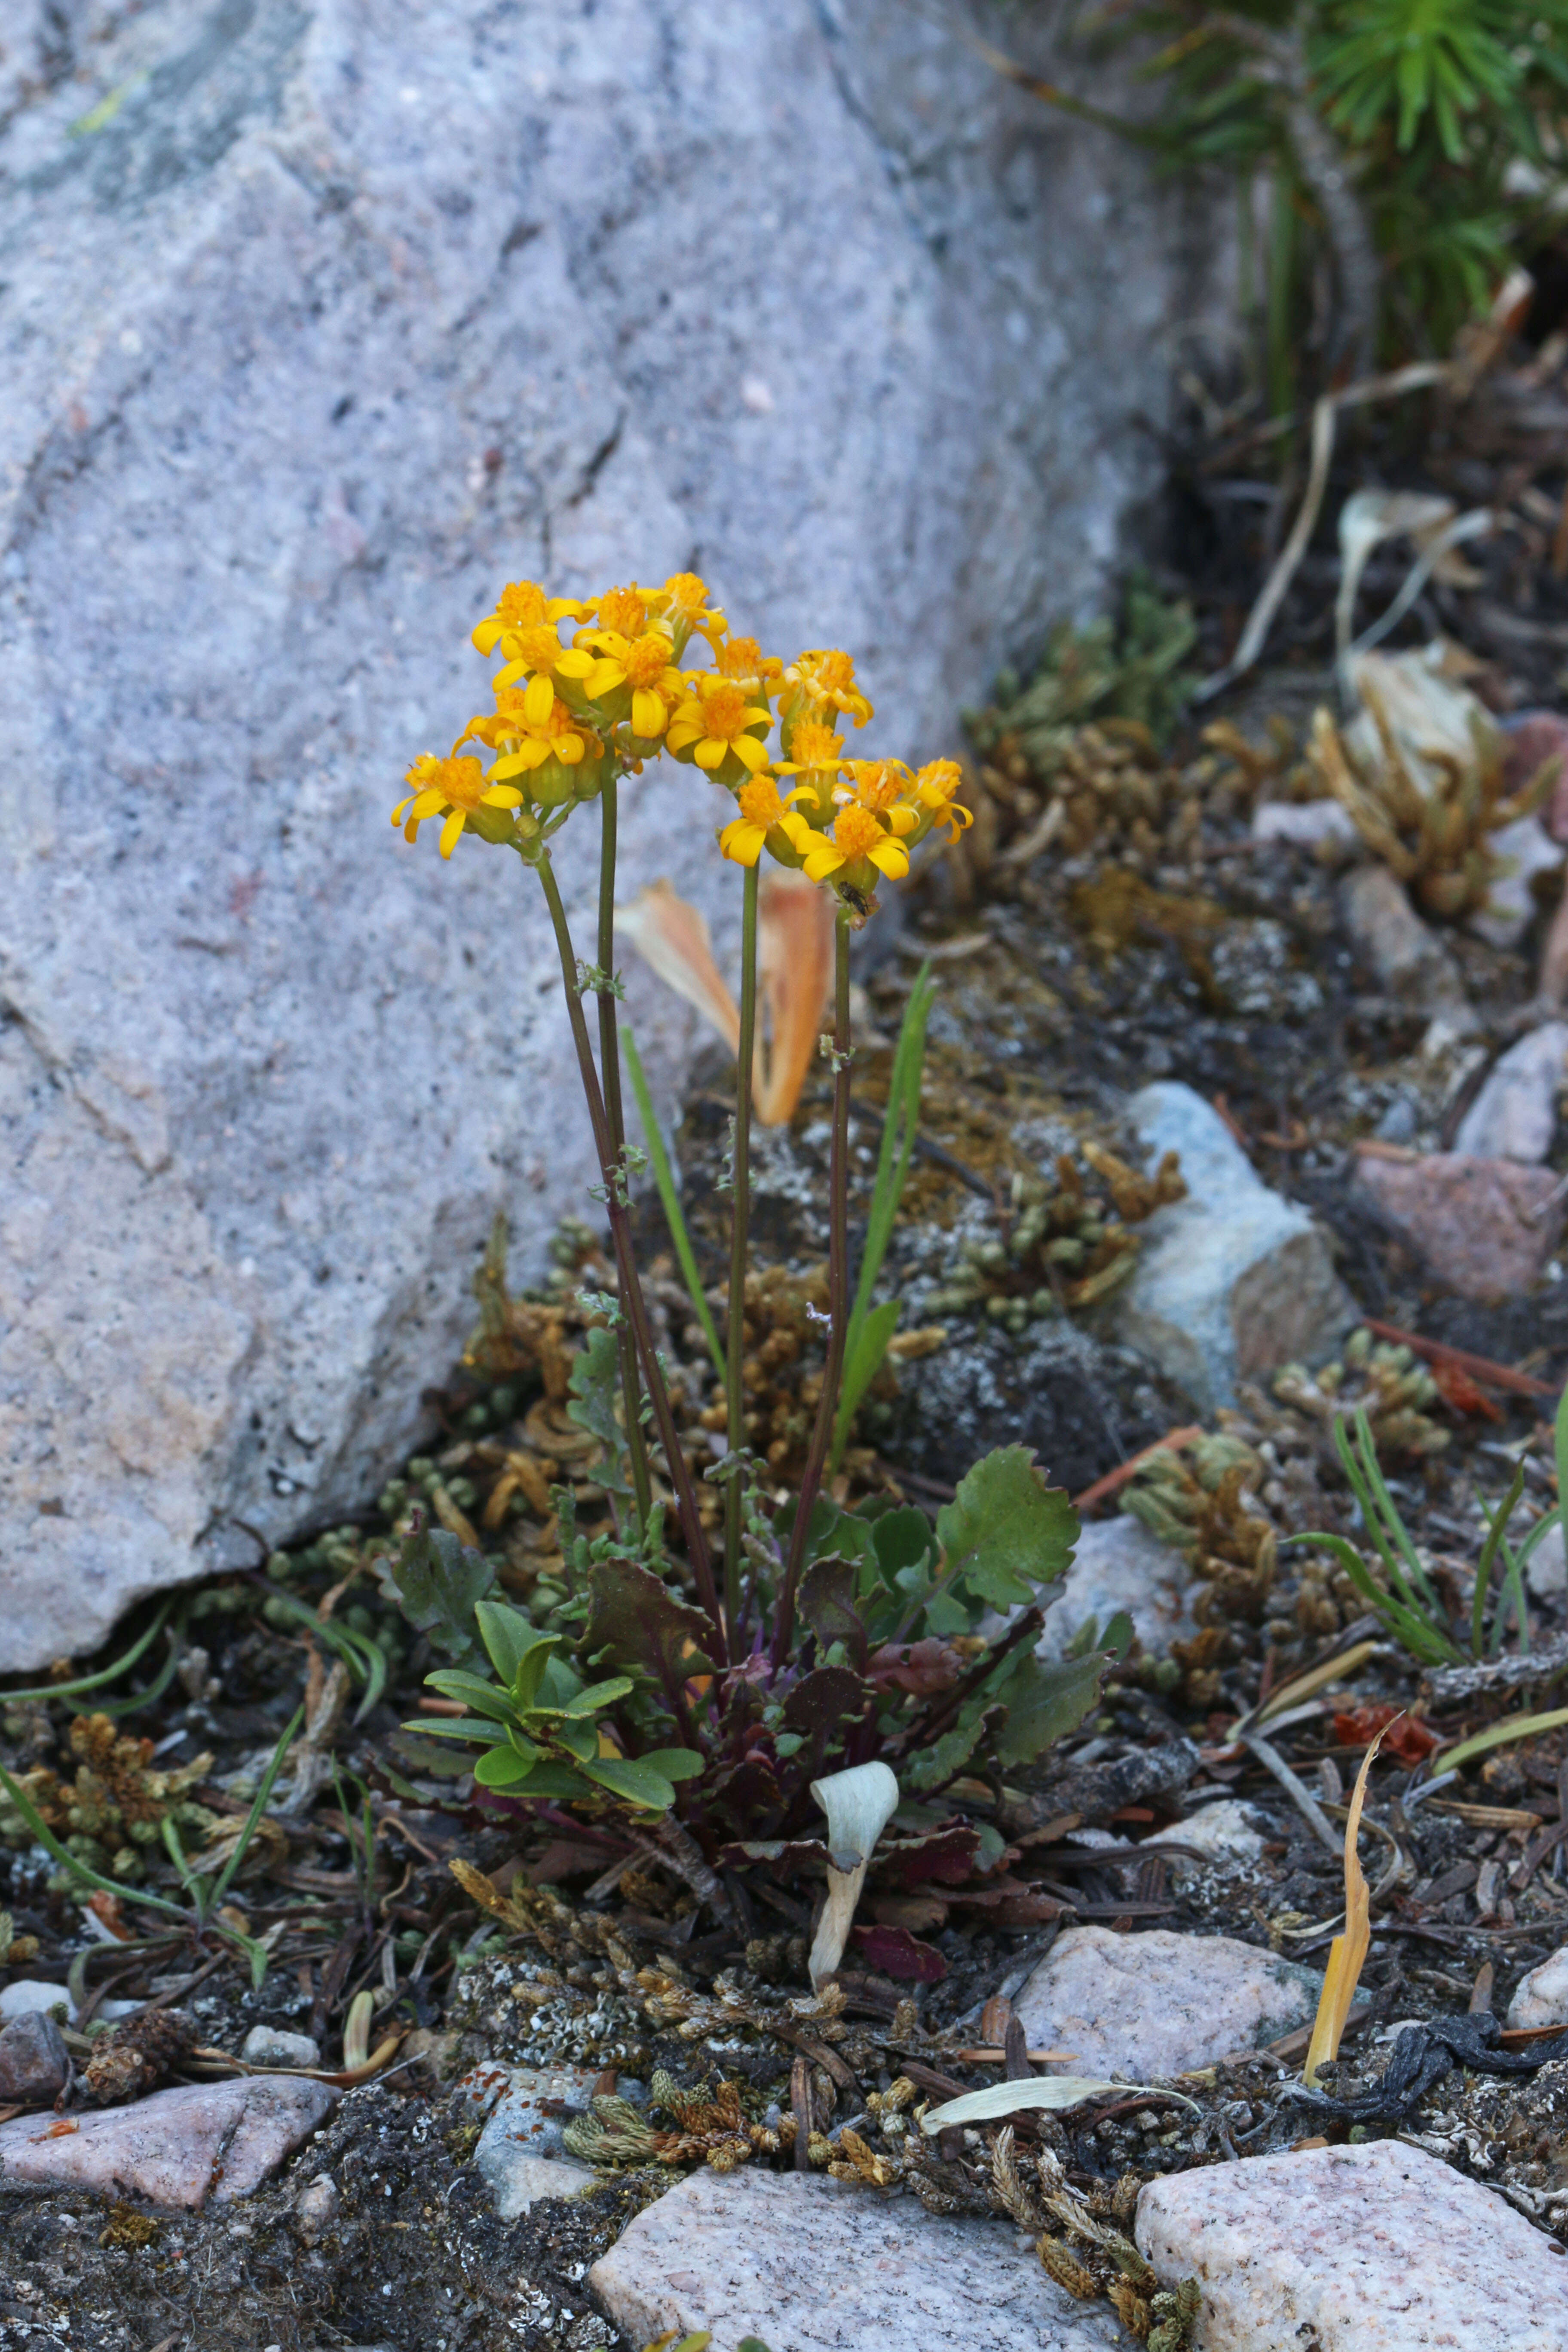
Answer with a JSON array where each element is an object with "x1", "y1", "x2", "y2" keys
[
  {"x1": 1014, "y1": 1923, "x2": 1321, "y2": 2078},
  {"x1": 1453, "y1": 1023, "x2": 1568, "y2": 1162},
  {"x1": 1037, "y1": 1516, "x2": 1195, "y2": 1661},
  {"x1": 589, "y1": 2165, "x2": 1129, "y2": 2352},
  {"x1": 472, "y1": 2061, "x2": 602, "y2": 2216},
  {"x1": 1113, "y1": 1084, "x2": 1355, "y2": 1412},
  {"x1": 0, "y1": 0, "x2": 1219, "y2": 1669},
  {"x1": 0, "y1": 2073, "x2": 336, "y2": 2206},
  {"x1": 0, "y1": 2010, "x2": 70, "y2": 2103},
  {"x1": 1136, "y1": 2138, "x2": 1568, "y2": 2352}
]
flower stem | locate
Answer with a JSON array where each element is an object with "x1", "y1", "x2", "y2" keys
[
  {"x1": 532, "y1": 848, "x2": 726, "y2": 1656},
  {"x1": 723, "y1": 858, "x2": 760, "y2": 1642},
  {"x1": 773, "y1": 906, "x2": 852, "y2": 1669},
  {"x1": 596, "y1": 778, "x2": 655, "y2": 1533}
]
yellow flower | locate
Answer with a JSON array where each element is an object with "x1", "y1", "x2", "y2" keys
[
  {"x1": 714, "y1": 634, "x2": 781, "y2": 693},
  {"x1": 778, "y1": 718, "x2": 846, "y2": 774},
  {"x1": 785, "y1": 649, "x2": 873, "y2": 728},
  {"x1": 491, "y1": 621, "x2": 597, "y2": 698},
  {"x1": 462, "y1": 688, "x2": 605, "y2": 806},
  {"x1": 719, "y1": 777, "x2": 793, "y2": 867},
  {"x1": 579, "y1": 629, "x2": 684, "y2": 735},
  {"x1": 594, "y1": 584, "x2": 651, "y2": 640},
  {"x1": 392, "y1": 751, "x2": 523, "y2": 859},
  {"x1": 840, "y1": 757, "x2": 919, "y2": 836},
  {"x1": 789, "y1": 800, "x2": 908, "y2": 885},
  {"x1": 667, "y1": 677, "x2": 772, "y2": 774},
  {"x1": 658, "y1": 571, "x2": 726, "y2": 641},
  {"x1": 472, "y1": 580, "x2": 586, "y2": 658},
  {"x1": 912, "y1": 759, "x2": 973, "y2": 841}
]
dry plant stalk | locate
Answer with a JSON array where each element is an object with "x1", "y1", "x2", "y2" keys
[{"x1": 1303, "y1": 1721, "x2": 1389, "y2": 2086}]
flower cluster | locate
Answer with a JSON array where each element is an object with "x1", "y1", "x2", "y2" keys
[{"x1": 394, "y1": 572, "x2": 969, "y2": 916}]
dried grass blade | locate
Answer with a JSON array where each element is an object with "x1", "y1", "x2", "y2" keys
[{"x1": 1303, "y1": 1722, "x2": 1387, "y2": 2087}]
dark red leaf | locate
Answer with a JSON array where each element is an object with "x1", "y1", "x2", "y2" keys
[{"x1": 851, "y1": 1924, "x2": 948, "y2": 1981}]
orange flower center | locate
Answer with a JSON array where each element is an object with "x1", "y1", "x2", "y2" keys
[
  {"x1": 428, "y1": 754, "x2": 488, "y2": 810},
  {"x1": 737, "y1": 778, "x2": 787, "y2": 827},
  {"x1": 699, "y1": 680, "x2": 752, "y2": 742},
  {"x1": 848, "y1": 759, "x2": 904, "y2": 811},
  {"x1": 832, "y1": 805, "x2": 884, "y2": 861},
  {"x1": 624, "y1": 634, "x2": 673, "y2": 687},
  {"x1": 717, "y1": 634, "x2": 762, "y2": 679},
  {"x1": 598, "y1": 586, "x2": 648, "y2": 637},
  {"x1": 798, "y1": 649, "x2": 856, "y2": 696},
  {"x1": 790, "y1": 720, "x2": 844, "y2": 768},
  {"x1": 664, "y1": 570, "x2": 710, "y2": 615},
  {"x1": 496, "y1": 581, "x2": 548, "y2": 630},
  {"x1": 513, "y1": 622, "x2": 566, "y2": 673}
]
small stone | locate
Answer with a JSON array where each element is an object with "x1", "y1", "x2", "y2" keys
[
  {"x1": 1037, "y1": 1518, "x2": 1195, "y2": 1661},
  {"x1": 397, "y1": 2026, "x2": 462, "y2": 2089},
  {"x1": 1467, "y1": 814, "x2": 1565, "y2": 949},
  {"x1": 1354, "y1": 1148, "x2": 1564, "y2": 1299},
  {"x1": 1142, "y1": 1800, "x2": 1264, "y2": 1877},
  {"x1": 0, "y1": 1981, "x2": 70, "y2": 2027},
  {"x1": 1250, "y1": 799, "x2": 1361, "y2": 858},
  {"x1": 0, "y1": 2074, "x2": 335, "y2": 2208},
  {"x1": 589, "y1": 2165, "x2": 1127, "y2": 2352},
  {"x1": 474, "y1": 2064, "x2": 603, "y2": 2218},
  {"x1": 1136, "y1": 2138, "x2": 1568, "y2": 2350},
  {"x1": 293, "y1": 2172, "x2": 341, "y2": 2245},
  {"x1": 482, "y1": 2148, "x2": 597, "y2": 2219},
  {"x1": 1341, "y1": 864, "x2": 1466, "y2": 1008},
  {"x1": 1013, "y1": 1925, "x2": 1320, "y2": 2078},
  {"x1": 1526, "y1": 1519, "x2": 1567, "y2": 1602},
  {"x1": 240, "y1": 2025, "x2": 321, "y2": 2069},
  {"x1": 0, "y1": 2010, "x2": 69, "y2": 2102},
  {"x1": 1507, "y1": 1944, "x2": 1568, "y2": 2030},
  {"x1": 1452, "y1": 1023, "x2": 1568, "y2": 1163},
  {"x1": 1113, "y1": 1084, "x2": 1355, "y2": 1413}
]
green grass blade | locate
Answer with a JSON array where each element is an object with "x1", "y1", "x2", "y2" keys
[
  {"x1": 1472, "y1": 1461, "x2": 1525, "y2": 1659},
  {"x1": 0, "y1": 1760, "x2": 187, "y2": 1920},
  {"x1": 89, "y1": 1626, "x2": 186, "y2": 1720},
  {"x1": 1436, "y1": 1702, "x2": 1568, "y2": 1776},
  {"x1": 622, "y1": 1023, "x2": 726, "y2": 1382},
  {"x1": 1353, "y1": 1409, "x2": 1442, "y2": 1616},
  {"x1": 0, "y1": 1599, "x2": 173, "y2": 1705},
  {"x1": 209, "y1": 1705, "x2": 303, "y2": 1913}
]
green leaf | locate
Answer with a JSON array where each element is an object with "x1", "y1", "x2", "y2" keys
[
  {"x1": 905, "y1": 1712, "x2": 993, "y2": 1795},
  {"x1": 375, "y1": 1522, "x2": 495, "y2": 1669},
  {"x1": 422, "y1": 1669, "x2": 520, "y2": 1724},
  {"x1": 506, "y1": 1761, "x2": 596, "y2": 1800},
  {"x1": 567, "y1": 1324, "x2": 631, "y2": 1496},
  {"x1": 991, "y1": 1651, "x2": 1106, "y2": 1768},
  {"x1": 474, "y1": 1745, "x2": 536, "y2": 1787},
  {"x1": 637, "y1": 1747, "x2": 704, "y2": 1782},
  {"x1": 558, "y1": 1675, "x2": 637, "y2": 1717},
  {"x1": 936, "y1": 1445, "x2": 1078, "y2": 1611},
  {"x1": 869, "y1": 1505, "x2": 936, "y2": 1589},
  {"x1": 581, "y1": 1755, "x2": 680, "y2": 1810},
  {"x1": 475, "y1": 1602, "x2": 555, "y2": 1694},
  {"x1": 396, "y1": 1714, "x2": 508, "y2": 1746}
]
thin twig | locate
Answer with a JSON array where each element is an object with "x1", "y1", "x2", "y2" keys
[{"x1": 1240, "y1": 1728, "x2": 1344, "y2": 1859}]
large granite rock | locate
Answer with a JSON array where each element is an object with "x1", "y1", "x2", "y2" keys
[
  {"x1": 0, "y1": 0, "x2": 1218, "y2": 1667},
  {"x1": 1136, "y1": 2138, "x2": 1568, "y2": 2351}
]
